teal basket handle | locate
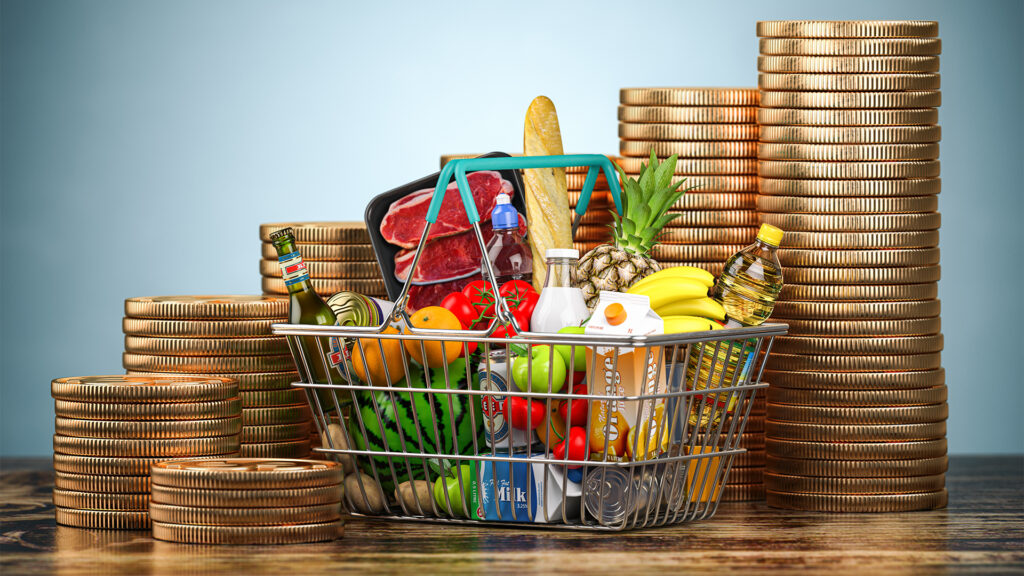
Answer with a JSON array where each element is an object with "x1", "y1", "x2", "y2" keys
[{"x1": 425, "y1": 154, "x2": 623, "y2": 223}]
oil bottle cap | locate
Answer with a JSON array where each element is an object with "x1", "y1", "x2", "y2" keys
[
  {"x1": 605, "y1": 302, "x2": 627, "y2": 326},
  {"x1": 491, "y1": 194, "x2": 519, "y2": 230},
  {"x1": 756, "y1": 224, "x2": 784, "y2": 247}
]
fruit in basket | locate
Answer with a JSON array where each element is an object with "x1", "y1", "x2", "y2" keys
[
  {"x1": 351, "y1": 326, "x2": 406, "y2": 387},
  {"x1": 552, "y1": 426, "x2": 588, "y2": 468},
  {"x1": 440, "y1": 292, "x2": 478, "y2": 329},
  {"x1": 433, "y1": 463, "x2": 472, "y2": 517},
  {"x1": 403, "y1": 306, "x2": 463, "y2": 367},
  {"x1": 557, "y1": 383, "x2": 589, "y2": 427},
  {"x1": 507, "y1": 395, "x2": 546, "y2": 430},
  {"x1": 554, "y1": 326, "x2": 588, "y2": 372},
  {"x1": 628, "y1": 266, "x2": 714, "y2": 292},
  {"x1": 663, "y1": 315, "x2": 722, "y2": 334},
  {"x1": 625, "y1": 277, "x2": 710, "y2": 310},
  {"x1": 653, "y1": 297, "x2": 726, "y2": 322},
  {"x1": 511, "y1": 345, "x2": 566, "y2": 393},
  {"x1": 575, "y1": 151, "x2": 696, "y2": 309},
  {"x1": 536, "y1": 405, "x2": 567, "y2": 449}
]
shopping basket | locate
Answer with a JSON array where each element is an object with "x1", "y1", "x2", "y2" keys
[{"x1": 273, "y1": 154, "x2": 788, "y2": 530}]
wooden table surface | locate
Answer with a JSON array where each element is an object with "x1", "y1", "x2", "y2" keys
[{"x1": 1, "y1": 456, "x2": 1022, "y2": 574}]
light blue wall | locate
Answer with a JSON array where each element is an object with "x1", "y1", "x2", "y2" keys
[{"x1": 2, "y1": 0, "x2": 1022, "y2": 456}]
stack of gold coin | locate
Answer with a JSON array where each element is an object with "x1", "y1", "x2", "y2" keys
[
  {"x1": 757, "y1": 20, "x2": 946, "y2": 512},
  {"x1": 260, "y1": 222, "x2": 386, "y2": 299},
  {"x1": 122, "y1": 296, "x2": 313, "y2": 460},
  {"x1": 51, "y1": 375, "x2": 241, "y2": 530},
  {"x1": 720, "y1": 394, "x2": 767, "y2": 501},
  {"x1": 149, "y1": 458, "x2": 343, "y2": 544},
  {"x1": 616, "y1": 87, "x2": 760, "y2": 276}
]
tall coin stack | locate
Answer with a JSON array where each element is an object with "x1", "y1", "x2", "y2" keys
[
  {"x1": 720, "y1": 394, "x2": 767, "y2": 501},
  {"x1": 755, "y1": 20, "x2": 947, "y2": 512},
  {"x1": 122, "y1": 296, "x2": 313, "y2": 460},
  {"x1": 260, "y1": 222, "x2": 387, "y2": 299},
  {"x1": 616, "y1": 87, "x2": 761, "y2": 276},
  {"x1": 149, "y1": 458, "x2": 343, "y2": 544},
  {"x1": 52, "y1": 375, "x2": 241, "y2": 530}
]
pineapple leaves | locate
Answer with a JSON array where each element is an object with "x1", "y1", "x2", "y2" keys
[{"x1": 653, "y1": 153, "x2": 677, "y2": 195}]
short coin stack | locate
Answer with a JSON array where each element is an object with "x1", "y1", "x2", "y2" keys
[
  {"x1": 756, "y1": 20, "x2": 947, "y2": 512},
  {"x1": 52, "y1": 375, "x2": 241, "y2": 529},
  {"x1": 149, "y1": 458, "x2": 343, "y2": 544},
  {"x1": 616, "y1": 87, "x2": 761, "y2": 276},
  {"x1": 260, "y1": 222, "x2": 387, "y2": 299},
  {"x1": 122, "y1": 296, "x2": 313, "y2": 460},
  {"x1": 721, "y1": 394, "x2": 767, "y2": 501}
]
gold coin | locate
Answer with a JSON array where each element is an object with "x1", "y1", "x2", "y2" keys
[
  {"x1": 574, "y1": 242, "x2": 604, "y2": 254},
  {"x1": 576, "y1": 211, "x2": 615, "y2": 226},
  {"x1": 779, "y1": 266, "x2": 941, "y2": 284},
  {"x1": 260, "y1": 277, "x2": 386, "y2": 297},
  {"x1": 759, "y1": 38, "x2": 942, "y2": 56},
  {"x1": 259, "y1": 222, "x2": 368, "y2": 244},
  {"x1": 55, "y1": 398, "x2": 242, "y2": 422},
  {"x1": 657, "y1": 227, "x2": 758, "y2": 244},
  {"x1": 239, "y1": 439, "x2": 312, "y2": 459},
  {"x1": 666, "y1": 210, "x2": 760, "y2": 228},
  {"x1": 53, "y1": 434, "x2": 240, "y2": 458},
  {"x1": 54, "y1": 472, "x2": 152, "y2": 493},
  {"x1": 619, "y1": 87, "x2": 759, "y2": 106},
  {"x1": 126, "y1": 370, "x2": 297, "y2": 391},
  {"x1": 259, "y1": 259, "x2": 383, "y2": 279},
  {"x1": 726, "y1": 467, "x2": 764, "y2": 484},
  {"x1": 124, "y1": 336, "x2": 288, "y2": 357},
  {"x1": 53, "y1": 489, "x2": 150, "y2": 511},
  {"x1": 758, "y1": 160, "x2": 940, "y2": 180},
  {"x1": 766, "y1": 455, "x2": 948, "y2": 477},
  {"x1": 776, "y1": 317, "x2": 942, "y2": 337},
  {"x1": 615, "y1": 156, "x2": 757, "y2": 175},
  {"x1": 767, "y1": 404, "x2": 948, "y2": 425},
  {"x1": 720, "y1": 483, "x2": 766, "y2": 502},
  {"x1": 758, "y1": 107, "x2": 938, "y2": 127},
  {"x1": 766, "y1": 490, "x2": 947, "y2": 512},
  {"x1": 151, "y1": 520, "x2": 342, "y2": 544},
  {"x1": 121, "y1": 353, "x2": 295, "y2": 374},
  {"x1": 668, "y1": 193, "x2": 756, "y2": 210},
  {"x1": 242, "y1": 405, "x2": 311, "y2": 426},
  {"x1": 771, "y1": 334, "x2": 944, "y2": 355},
  {"x1": 765, "y1": 473, "x2": 945, "y2": 495},
  {"x1": 261, "y1": 242, "x2": 375, "y2": 261},
  {"x1": 149, "y1": 502, "x2": 341, "y2": 526},
  {"x1": 763, "y1": 212, "x2": 941, "y2": 232},
  {"x1": 781, "y1": 230, "x2": 939, "y2": 249},
  {"x1": 640, "y1": 175, "x2": 759, "y2": 193},
  {"x1": 767, "y1": 385, "x2": 947, "y2": 407},
  {"x1": 656, "y1": 261, "x2": 725, "y2": 276},
  {"x1": 758, "y1": 73, "x2": 941, "y2": 93},
  {"x1": 619, "y1": 123, "x2": 759, "y2": 141},
  {"x1": 565, "y1": 173, "x2": 611, "y2": 189},
  {"x1": 760, "y1": 196, "x2": 938, "y2": 215},
  {"x1": 758, "y1": 143, "x2": 939, "y2": 161},
  {"x1": 778, "y1": 248, "x2": 940, "y2": 268},
  {"x1": 763, "y1": 368, "x2": 945, "y2": 390},
  {"x1": 54, "y1": 417, "x2": 242, "y2": 439},
  {"x1": 756, "y1": 20, "x2": 939, "y2": 39},
  {"x1": 758, "y1": 55, "x2": 939, "y2": 74},
  {"x1": 53, "y1": 453, "x2": 239, "y2": 476},
  {"x1": 741, "y1": 432, "x2": 767, "y2": 449},
  {"x1": 151, "y1": 458, "x2": 341, "y2": 489},
  {"x1": 151, "y1": 483, "x2": 339, "y2": 508},
  {"x1": 740, "y1": 415, "x2": 766, "y2": 433},
  {"x1": 241, "y1": 423, "x2": 312, "y2": 443},
  {"x1": 759, "y1": 125, "x2": 941, "y2": 145},
  {"x1": 767, "y1": 352, "x2": 943, "y2": 373},
  {"x1": 760, "y1": 90, "x2": 941, "y2": 110},
  {"x1": 55, "y1": 507, "x2": 151, "y2": 530},
  {"x1": 650, "y1": 244, "x2": 745, "y2": 262},
  {"x1": 734, "y1": 449, "x2": 766, "y2": 468},
  {"x1": 573, "y1": 225, "x2": 613, "y2": 242},
  {"x1": 766, "y1": 438, "x2": 947, "y2": 460},
  {"x1": 620, "y1": 140, "x2": 757, "y2": 158},
  {"x1": 123, "y1": 318, "x2": 277, "y2": 338},
  {"x1": 568, "y1": 189, "x2": 612, "y2": 203},
  {"x1": 124, "y1": 296, "x2": 288, "y2": 320},
  {"x1": 759, "y1": 178, "x2": 940, "y2": 198},
  {"x1": 51, "y1": 375, "x2": 237, "y2": 403},
  {"x1": 771, "y1": 300, "x2": 941, "y2": 320},
  {"x1": 618, "y1": 105, "x2": 757, "y2": 124},
  {"x1": 239, "y1": 388, "x2": 307, "y2": 407}
]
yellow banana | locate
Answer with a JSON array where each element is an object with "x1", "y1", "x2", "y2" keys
[
  {"x1": 663, "y1": 315, "x2": 721, "y2": 334},
  {"x1": 629, "y1": 266, "x2": 715, "y2": 292},
  {"x1": 626, "y1": 277, "x2": 709, "y2": 309},
  {"x1": 655, "y1": 297, "x2": 726, "y2": 322}
]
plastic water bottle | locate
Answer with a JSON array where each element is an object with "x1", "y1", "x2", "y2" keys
[{"x1": 482, "y1": 193, "x2": 532, "y2": 287}]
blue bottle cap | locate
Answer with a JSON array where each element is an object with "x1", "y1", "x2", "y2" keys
[{"x1": 491, "y1": 194, "x2": 519, "y2": 230}]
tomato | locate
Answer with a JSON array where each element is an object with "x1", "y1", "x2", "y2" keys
[
  {"x1": 499, "y1": 280, "x2": 535, "y2": 302},
  {"x1": 517, "y1": 290, "x2": 540, "y2": 321},
  {"x1": 507, "y1": 396, "x2": 546, "y2": 430},
  {"x1": 491, "y1": 307, "x2": 531, "y2": 339},
  {"x1": 557, "y1": 384, "x2": 589, "y2": 427},
  {"x1": 553, "y1": 427, "x2": 588, "y2": 468},
  {"x1": 459, "y1": 318, "x2": 478, "y2": 358},
  {"x1": 440, "y1": 292, "x2": 477, "y2": 329},
  {"x1": 462, "y1": 280, "x2": 496, "y2": 320}
]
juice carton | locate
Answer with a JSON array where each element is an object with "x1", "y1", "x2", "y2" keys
[{"x1": 585, "y1": 291, "x2": 667, "y2": 462}]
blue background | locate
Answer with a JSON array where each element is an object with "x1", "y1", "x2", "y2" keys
[{"x1": 2, "y1": 0, "x2": 1022, "y2": 456}]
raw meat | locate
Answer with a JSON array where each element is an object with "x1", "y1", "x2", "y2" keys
[
  {"x1": 394, "y1": 215, "x2": 527, "y2": 284},
  {"x1": 380, "y1": 171, "x2": 514, "y2": 249},
  {"x1": 406, "y1": 276, "x2": 481, "y2": 313}
]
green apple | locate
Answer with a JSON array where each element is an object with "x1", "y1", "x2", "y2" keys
[
  {"x1": 554, "y1": 326, "x2": 588, "y2": 372},
  {"x1": 512, "y1": 345, "x2": 567, "y2": 393},
  {"x1": 433, "y1": 464, "x2": 472, "y2": 517}
]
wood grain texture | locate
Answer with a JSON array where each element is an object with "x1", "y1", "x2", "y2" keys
[{"x1": 1, "y1": 456, "x2": 1021, "y2": 574}]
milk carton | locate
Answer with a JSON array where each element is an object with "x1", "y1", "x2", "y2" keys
[{"x1": 468, "y1": 453, "x2": 582, "y2": 523}]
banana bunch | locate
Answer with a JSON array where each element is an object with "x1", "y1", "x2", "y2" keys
[{"x1": 627, "y1": 266, "x2": 724, "y2": 333}]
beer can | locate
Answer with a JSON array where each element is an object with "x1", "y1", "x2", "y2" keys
[{"x1": 477, "y1": 350, "x2": 538, "y2": 451}]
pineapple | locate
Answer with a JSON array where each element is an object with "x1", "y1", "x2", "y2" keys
[{"x1": 576, "y1": 151, "x2": 694, "y2": 309}]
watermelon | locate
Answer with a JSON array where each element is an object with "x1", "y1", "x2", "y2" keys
[{"x1": 348, "y1": 358, "x2": 485, "y2": 492}]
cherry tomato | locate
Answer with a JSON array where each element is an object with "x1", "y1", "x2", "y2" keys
[
  {"x1": 557, "y1": 383, "x2": 590, "y2": 427},
  {"x1": 553, "y1": 426, "x2": 588, "y2": 468},
  {"x1": 440, "y1": 292, "x2": 477, "y2": 329},
  {"x1": 507, "y1": 396, "x2": 546, "y2": 430},
  {"x1": 462, "y1": 280, "x2": 496, "y2": 320}
]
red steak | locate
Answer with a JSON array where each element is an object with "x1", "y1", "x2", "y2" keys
[
  {"x1": 380, "y1": 171, "x2": 514, "y2": 249},
  {"x1": 394, "y1": 215, "x2": 527, "y2": 284}
]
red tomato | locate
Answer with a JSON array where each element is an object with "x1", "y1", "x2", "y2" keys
[
  {"x1": 462, "y1": 280, "x2": 496, "y2": 320},
  {"x1": 459, "y1": 319, "x2": 478, "y2": 358},
  {"x1": 499, "y1": 280, "x2": 535, "y2": 302},
  {"x1": 557, "y1": 384, "x2": 589, "y2": 427},
  {"x1": 440, "y1": 292, "x2": 477, "y2": 329},
  {"x1": 553, "y1": 426, "x2": 588, "y2": 468},
  {"x1": 507, "y1": 396, "x2": 546, "y2": 430},
  {"x1": 517, "y1": 290, "x2": 540, "y2": 320},
  {"x1": 492, "y1": 307, "x2": 531, "y2": 339}
]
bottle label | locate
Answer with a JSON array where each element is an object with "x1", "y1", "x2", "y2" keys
[{"x1": 278, "y1": 251, "x2": 309, "y2": 286}]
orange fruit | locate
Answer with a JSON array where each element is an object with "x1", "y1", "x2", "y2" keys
[
  {"x1": 403, "y1": 306, "x2": 462, "y2": 368},
  {"x1": 536, "y1": 405, "x2": 566, "y2": 449},
  {"x1": 351, "y1": 326, "x2": 405, "y2": 387}
]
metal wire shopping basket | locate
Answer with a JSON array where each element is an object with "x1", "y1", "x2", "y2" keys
[{"x1": 273, "y1": 154, "x2": 788, "y2": 530}]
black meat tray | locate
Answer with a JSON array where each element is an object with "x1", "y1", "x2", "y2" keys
[{"x1": 364, "y1": 152, "x2": 527, "y2": 301}]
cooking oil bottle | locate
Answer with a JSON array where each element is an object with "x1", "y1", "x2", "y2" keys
[{"x1": 688, "y1": 224, "x2": 784, "y2": 431}]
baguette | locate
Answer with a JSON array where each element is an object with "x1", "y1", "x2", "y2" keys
[{"x1": 523, "y1": 96, "x2": 572, "y2": 291}]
